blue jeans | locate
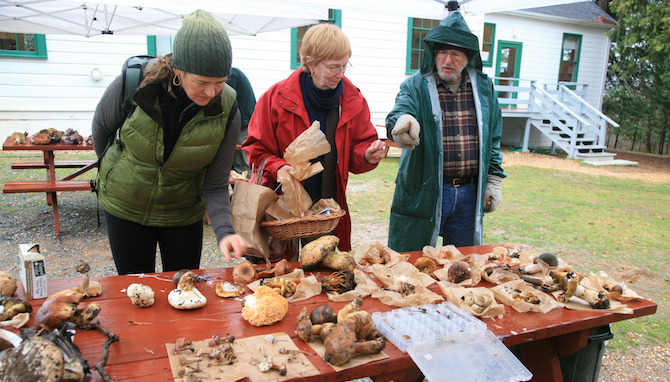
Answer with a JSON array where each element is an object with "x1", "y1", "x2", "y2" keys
[{"x1": 440, "y1": 183, "x2": 477, "y2": 247}]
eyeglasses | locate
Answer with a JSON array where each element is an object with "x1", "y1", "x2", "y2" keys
[
  {"x1": 320, "y1": 61, "x2": 353, "y2": 73},
  {"x1": 435, "y1": 50, "x2": 466, "y2": 61}
]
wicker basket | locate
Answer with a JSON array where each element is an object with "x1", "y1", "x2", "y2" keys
[{"x1": 261, "y1": 209, "x2": 345, "y2": 241}]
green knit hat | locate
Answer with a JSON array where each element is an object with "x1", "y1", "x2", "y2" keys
[{"x1": 172, "y1": 10, "x2": 232, "y2": 78}]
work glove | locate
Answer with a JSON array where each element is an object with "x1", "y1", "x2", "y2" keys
[
  {"x1": 483, "y1": 175, "x2": 503, "y2": 213},
  {"x1": 391, "y1": 114, "x2": 420, "y2": 150}
]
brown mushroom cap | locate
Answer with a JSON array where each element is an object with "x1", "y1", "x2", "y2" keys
[
  {"x1": 233, "y1": 261, "x2": 256, "y2": 285},
  {"x1": 310, "y1": 304, "x2": 335, "y2": 325},
  {"x1": 447, "y1": 261, "x2": 471, "y2": 283},
  {"x1": 558, "y1": 275, "x2": 581, "y2": 303},
  {"x1": 414, "y1": 256, "x2": 438, "y2": 273},
  {"x1": 0, "y1": 271, "x2": 18, "y2": 297}
]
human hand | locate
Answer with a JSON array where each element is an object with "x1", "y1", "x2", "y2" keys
[
  {"x1": 278, "y1": 164, "x2": 293, "y2": 176},
  {"x1": 365, "y1": 139, "x2": 386, "y2": 164},
  {"x1": 483, "y1": 175, "x2": 503, "y2": 213},
  {"x1": 218, "y1": 234, "x2": 247, "y2": 263},
  {"x1": 391, "y1": 114, "x2": 420, "y2": 150}
]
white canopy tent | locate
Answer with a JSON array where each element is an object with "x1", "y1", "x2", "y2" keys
[{"x1": 0, "y1": 0, "x2": 328, "y2": 37}]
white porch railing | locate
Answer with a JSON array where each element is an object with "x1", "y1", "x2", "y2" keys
[{"x1": 493, "y1": 77, "x2": 619, "y2": 159}]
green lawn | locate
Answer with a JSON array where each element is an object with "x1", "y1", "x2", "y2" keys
[{"x1": 348, "y1": 154, "x2": 670, "y2": 350}]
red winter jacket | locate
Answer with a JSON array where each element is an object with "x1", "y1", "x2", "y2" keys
[{"x1": 242, "y1": 69, "x2": 378, "y2": 250}]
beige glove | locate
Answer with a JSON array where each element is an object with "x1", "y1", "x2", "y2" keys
[
  {"x1": 483, "y1": 175, "x2": 503, "y2": 213},
  {"x1": 391, "y1": 114, "x2": 420, "y2": 150}
]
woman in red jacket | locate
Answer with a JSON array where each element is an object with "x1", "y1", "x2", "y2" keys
[{"x1": 243, "y1": 23, "x2": 386, "y2": 251}]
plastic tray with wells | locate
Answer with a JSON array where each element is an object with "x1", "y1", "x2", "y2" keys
[{"x1": 372, "y1": 302, "x2": 532, "y2": 382}]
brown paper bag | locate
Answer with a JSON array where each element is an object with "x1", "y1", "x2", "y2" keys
[{"x1": 231, "y1": 180, "x2": 279, "y2": 256}]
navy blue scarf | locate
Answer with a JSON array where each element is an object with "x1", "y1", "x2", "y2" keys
[
  {"x1": 300, "y1": 71, "x2": 343, "y2": 131},
  {"x1": 300, "y1": 71, "x2": 343, "y2": 200}
]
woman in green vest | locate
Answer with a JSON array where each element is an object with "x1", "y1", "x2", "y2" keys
[{"x1": 92, "y1": 10, "x2": 246, "y2": 275}]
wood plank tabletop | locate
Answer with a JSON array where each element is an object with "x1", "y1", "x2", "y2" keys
[{"x1": 5, "y1": 244, "x2": 657, "y2": 382}]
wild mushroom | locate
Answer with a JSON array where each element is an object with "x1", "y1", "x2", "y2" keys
[
  {"x1": 414, "y1": 256, "x2": 438, "y2": 273},
  {"x1": 168, "y1": 271, "x2": 207, "y2": 310},
  {"x1": 0, "y1": 271, "x2": 18, "y2": 296},
  {"x1": 0, "y1": 312, "x2": 30, "y2": 329},
  {"x1": 233, "y1": 261, "x2": 256, "y2": 285},
  {"x1": 241, "y1": 286, "x2": 288, "y2": 326},
  {"x1": 559, "y1": 274, "x2": 611, "y2": 309},
  {"x1": 257, "y1": 346, "x2": 287, "y2": 375},
  {"x1": 73, "y1": 261, "x2": 103, "y2": 297},
  {"x1": 519, "y1": 253, "x2": 558, "y2": 275},
  {"x1": 321, "y1": 251, "x2": 357, "y2": 271},
  {"x1": 0, "y1": 295, "x2": 32, "y2": 322},
  {"x1": 323, "y1": 324, "x2": 386, "y2": 366},
  {"x1": 127, "y1": 283, "x2": 155, "y2": 307},
  {"x1": 296, "y1": 298, "x2": 363, "y2": 343},
  {"x1": 447, "y1": 261, "x2": 471, "y2": 283},
  {"x1": 34, "y1": 289, "x2": 100, "y2": 330},
  {"x1": 300, "y1": 235, "x2": 340, "y2": 269},
  {"x1": 215, "y1": 281, "x2": 246, "y2": 298}
]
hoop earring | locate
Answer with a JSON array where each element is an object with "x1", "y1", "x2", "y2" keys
[{"x1": 172, "y1": 74, "x2": 181, "y2": 87}]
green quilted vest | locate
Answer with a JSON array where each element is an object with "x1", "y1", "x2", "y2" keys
[{"x1": 97, "y1": 84, "x2": 237, "y2": 226}]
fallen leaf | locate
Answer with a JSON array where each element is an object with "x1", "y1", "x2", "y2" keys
[{"x1": 588, "y1": 222, "x2": 595, "y2": 225}]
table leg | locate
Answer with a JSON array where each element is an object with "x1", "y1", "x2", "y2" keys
[
  {"x1": 519, "y1": 337, "x2": 564, "y2": 382},
  {"x1": 51, "y1": 191, "x2": 61, "y2": 237},
  {"x1": 45, "y1": 151, "x2": 56, "y2": 206}
]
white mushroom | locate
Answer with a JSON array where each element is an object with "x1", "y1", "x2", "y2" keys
[
  {"x1": 168, "y1": 271, "x2": 207, "y2": 310},
  {"x1": 127, "y1": 283, "x2": 155, "y2": 308}
]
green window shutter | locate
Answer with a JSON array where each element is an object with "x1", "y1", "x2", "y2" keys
[
  {"x1": 0, "y1": 33, "x2": 47, "y2": 59},
  {"x1": 482, "y1": 23, "x2": 496, "y2": 68},
  {"x1": 405, "y1": 17, "x2": 440, "y2": 75},
  {"x1": 290, "y1": 9, "x2": 341, "y2": 69},
  {"x1": 558, "y1": 33, "x2": 582, "y2": 84}
]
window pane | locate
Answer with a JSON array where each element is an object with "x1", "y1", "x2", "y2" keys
[
  {"x1": 559, "y1": 61, "x2": 574, "y2": 82},
  {"x1": 562, "y1": 35, "x2": 579, "y2": 62},
  {"x1": 0, "y1": 33, "x2": 38, "y2": 52},
  {"x1": 483, "y1": 25, "x2": 493, "y2": 44},
  {"x1": 21, "y1": 34, "x2": 35, "y2": 51},
  {"x1": 0, "y1": 33, "x2": 18, "y2": 51}
]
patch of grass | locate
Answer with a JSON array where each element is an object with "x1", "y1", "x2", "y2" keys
[{"x1": 347, "y1": 156, "x2": 669, "y2": 349}]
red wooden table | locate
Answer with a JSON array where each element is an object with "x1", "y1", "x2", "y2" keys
[
  {"x1": 2, "y1": 136, "x2": 97, "y2": 236},
  {"x1": 6, "y1": 244, "x2": 657, "y2": 382}
]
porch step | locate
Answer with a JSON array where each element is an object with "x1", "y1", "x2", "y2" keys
[{"x1": 573, "y1": 152, "x2": 617, "y2": 161}]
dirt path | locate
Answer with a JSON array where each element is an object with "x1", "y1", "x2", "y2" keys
[{"x1": 502, "y1": 148, "x2": 670, "y2": 183}]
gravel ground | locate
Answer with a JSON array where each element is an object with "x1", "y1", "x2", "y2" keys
[{"x1": 1, "y1": 148, "x2": 668, "y2": 381}]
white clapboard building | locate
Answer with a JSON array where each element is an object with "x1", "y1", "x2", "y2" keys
[{"x1": 0, "y1": 1, "x2": 618, "y2": 159}]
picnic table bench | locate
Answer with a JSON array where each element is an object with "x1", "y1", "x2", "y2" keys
[{"x1": 2, "y1": 136, "x2": 97, "y2": 236}]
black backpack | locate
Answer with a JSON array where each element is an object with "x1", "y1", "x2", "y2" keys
[{"x1": 121, "y1": 55, "x2": 157, "y2": 114}]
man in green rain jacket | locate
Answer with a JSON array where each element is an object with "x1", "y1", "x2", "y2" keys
[{"x1": 386, "y1": 11, "x2": 506, "y2": 252}]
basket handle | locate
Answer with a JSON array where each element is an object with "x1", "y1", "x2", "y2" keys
[{"x1": 250, "y1": 156, "x2": 272, "y2": 186}]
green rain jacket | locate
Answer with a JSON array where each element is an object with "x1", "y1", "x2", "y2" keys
[
  {"x1": 97, "y1": 82, "x2": 237, "y2": 227},
  {"x1": 385, "y1": 11, "x2": 506, "y2": 252}
]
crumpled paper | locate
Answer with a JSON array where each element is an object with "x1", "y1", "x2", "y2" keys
[
  {"x1": 353, "y1": 241, "x2": 410, "y2": 272},
  {"x1": 437, "y1": 283, "x2": 504, "y2": 319},
  {"x1": 370, "y1": 261, "x2": 436, "y2": 288},
  {"x1": 324, "y1": 268, "x2": 379, "y2": 302},
  {"x1": 584, "y1": 271, "x2": 643, "y2": 303},
  {"x1": 247, "y1": 269, "x2": 322, "y2": 303},
  {"x1": 421, "y1": 244, "x2": 467, "y2": 265},
  {"x1": 490, "y1": 279, "x2": 564, "y2": 313},
  {"x1": 371, "y1": 281, "x2": 444, "y2": 308},
  {"x1": 433, "y1": 254, "x2": 486, "y2": 287},
  {"x1": 266, "y1": 121, "x2": 332, "y2": 219},
  {"x1": 550, "y1": 279, "x2": 633, "y2": 314}
]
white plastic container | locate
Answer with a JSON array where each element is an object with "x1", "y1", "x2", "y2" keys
[{"x1": 372, "y1": 302, "x2": 532, "y2": 382}]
